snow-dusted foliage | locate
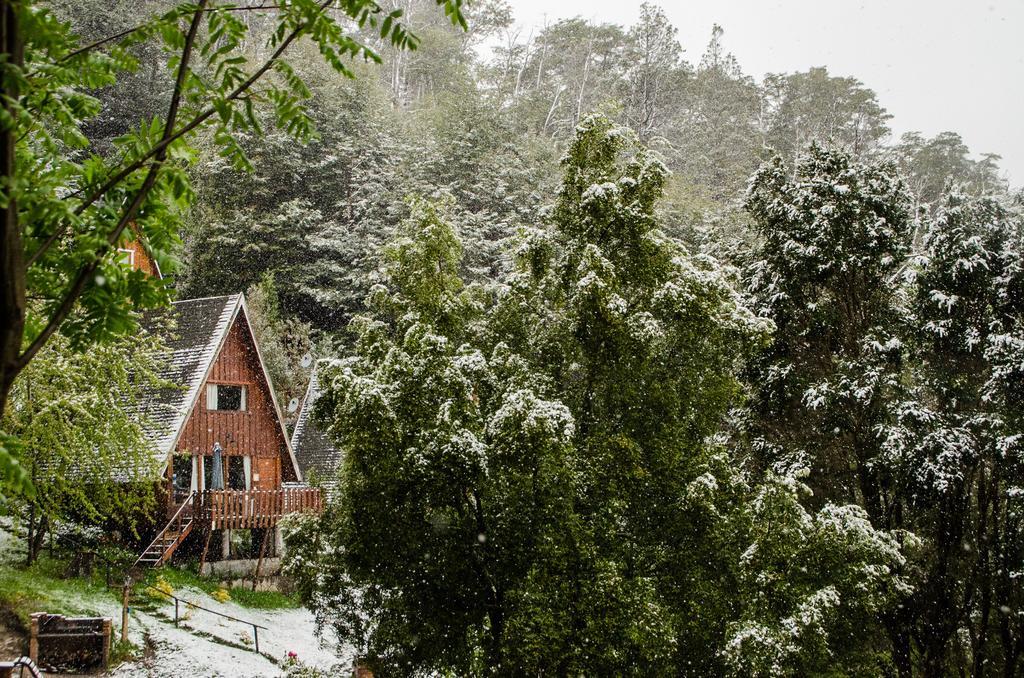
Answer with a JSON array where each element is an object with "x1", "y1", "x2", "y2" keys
[
  {"x1": 724, "y1": 469, "x2": 912, "y2": 676},
  {"x1": 746, "y1": 146, "x2": 1024, "y2": 674},
  {"x1": 284, "y1": 117, "x2": 919, "y2": 675}
]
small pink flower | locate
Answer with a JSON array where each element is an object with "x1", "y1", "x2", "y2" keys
[{"x1": 287, "y1": 651, "x2": 297, "y2": 658}]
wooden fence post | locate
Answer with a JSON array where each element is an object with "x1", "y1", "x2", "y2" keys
[
  {"x1": 102, "y1": 617, "x2": 112, "y2": 668},
  {"x1": 121, "y1": 578, "x2": 131, "y2": 643},
  {"x1": 29, "y1": 613, "x2": 40, "y2": 665}
]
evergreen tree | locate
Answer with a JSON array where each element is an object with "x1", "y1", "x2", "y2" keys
[
  {"x1": 887, "y1": 193, "x2": 1024, "y2": 674},
  {"x1": 286, "y1": 118, "x2": 908, "y2": 676},
  {"x1": 746, "y1": 145, "x2": 1024, "y2": 675},
  {"x1": 744, "y1": 145, "x2": 917, "y2": 670}
]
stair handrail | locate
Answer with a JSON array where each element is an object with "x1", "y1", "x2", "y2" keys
[
  {"x1": 133, "y1": 491, "x2": 196, "y2": 569},
  {"x1": 0, "y1": 656, "x2": 43, "y2": 678}
]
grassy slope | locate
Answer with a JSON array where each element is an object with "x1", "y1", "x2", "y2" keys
[
  {"x1": 0, "y1": 554, "x2": 121, "y2": 628},
  {"x1": 0, "y1": 545, "x2": 297, "y2": 632},
  {"x1": 155, "y1": 565, "x2": 300, "y2": 610}
]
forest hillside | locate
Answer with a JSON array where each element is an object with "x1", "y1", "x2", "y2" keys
[{"x1": 0, "y1": 0, "x2": 1020, "y2": 675}]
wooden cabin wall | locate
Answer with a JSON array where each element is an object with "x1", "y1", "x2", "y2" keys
[
  {"x1": 174, "y1": 315, "x2": 290, "y2": 491},
  {"x1": 123, "y1": 239, "x2": 160, "y2": 277}
]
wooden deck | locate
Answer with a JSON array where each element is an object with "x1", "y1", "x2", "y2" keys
[{"x1": 199, "y1": 487, "x2": 323, "y2": 529}]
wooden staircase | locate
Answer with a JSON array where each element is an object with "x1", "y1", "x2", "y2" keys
[{"x1": 134, "y1": 492, "x2": 197, "y2": 569}]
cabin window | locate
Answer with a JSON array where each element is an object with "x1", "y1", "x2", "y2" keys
[
  {"x1": 207, "y1": 384, "x2": 246, "y2": 411},
  {"x1": 171, "y1": 454, "x2": 193, "y2": 495},
  {"x1": 202, "y1": 455, "x2": 225, "y2": 490},
  {"x1": 117, "y1": 247, "x2": 135, "y2": 268},
  {"x1": 228, "y1": 456, "x2": 248, "y2": 490}
]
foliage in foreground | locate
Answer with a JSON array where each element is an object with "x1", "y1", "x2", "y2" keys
[
  {"x1": 0, "y1": 0, "x2": 467, "y2": 504},
  {"x1": 0, "y1": 549, "x2": 120, "y2": 629},
  {"x1": 1, "y1": 331, "x2": 165, "y2": 562},
  {"x1": 285, "y1": 117, "x2": 909, "y2": 676}
]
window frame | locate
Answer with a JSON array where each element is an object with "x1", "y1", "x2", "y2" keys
[
  {"x1": 206, "y1": 383, "x2": 247, "y2": 412},
  {"x1": 117, "y1": 247, "x2": 135, "y2": 268}
]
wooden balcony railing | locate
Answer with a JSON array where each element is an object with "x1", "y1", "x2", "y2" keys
[{"x1": 200, "y1": 487, "x2": 323, "y2": 529}]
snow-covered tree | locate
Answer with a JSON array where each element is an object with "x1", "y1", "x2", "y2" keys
[
  {"x1": 744, "y1": 144, "x2": 918, "y2": 669},
  {"x1": 889, "y1": 193, "x2": 1024, "y2": 675},
  {"x1": 746, "y1": 145, "x2": 1024, "y2": 675},
  {"x1": 288, "y1": 118, "x2": 909, "y2": 675}
]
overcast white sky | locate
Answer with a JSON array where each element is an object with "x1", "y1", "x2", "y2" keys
[{"x1": 503, "y1": 0, "x2": 1024, "y2": 188}]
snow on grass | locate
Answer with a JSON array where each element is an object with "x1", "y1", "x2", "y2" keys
[
  {"x1": 0, "y1": 521, "x2": 347, "y2": 676},
  {"x1": 111, "y1": 613, "x2": 283, "y2": 678},
  {"x1": 117, "y1": 585, "x2": 352, "y2": 677}
]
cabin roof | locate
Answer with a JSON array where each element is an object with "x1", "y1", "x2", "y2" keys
[
  {"x1": 137, "y1": 294, "x2": 237, "y2": 463},
  {"x1": 137, "y1": 294, "x2": 302, "y2": 480},
  {"x1": 290, "y1": 366, "x2": 341, "y2": 490}
]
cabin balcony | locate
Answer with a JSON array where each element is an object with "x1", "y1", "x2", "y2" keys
[{"x1": 197, "y1": 486, "x2": 324, "y2": 529}]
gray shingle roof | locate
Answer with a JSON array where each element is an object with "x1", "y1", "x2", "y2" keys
[
  {"x1": 290, "y1": 366, "x2": 342, "y2": 492},
  {"x1": 136, "y1": 294, "x2": 240, "y2": 465}
]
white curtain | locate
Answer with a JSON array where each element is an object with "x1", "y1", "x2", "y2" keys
[
  {"x1": 243, "y1": 456, "x2": 252, "y2": 490},
  {"x1": 206, "y1": 383, "x2": 218, "y2": 410},
  {"x1": 190, "y1": 456, "x2": 199, "y2": 492}
]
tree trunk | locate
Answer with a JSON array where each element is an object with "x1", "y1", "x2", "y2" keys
[
  {"x1": 886, "y1": 614, "x2": 913, "y2": 678},
  {"x1": 29, "y1": 513, "x2": 47, "y2": 564},
  {"x1": 26, "y1": 503, "x2": 47, "y2": 565},
  {"x1": 0, "y1": 0, "x2": 25, "y2": 419},
  {"x1": 25, "y1": 500, "x2": 34, "y2": 566}
]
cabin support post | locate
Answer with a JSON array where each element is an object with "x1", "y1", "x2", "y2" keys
[
  {"x1": 221, "y1": 529, "x2": 231, "y2": 559},
  {"x1": 252, "y1": 528, "x2": 270, "y2": 591},
  {"x1": 198, "y1": 527, "x2": 213, "y2": 574}
]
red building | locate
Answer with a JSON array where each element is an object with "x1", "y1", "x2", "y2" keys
[{"x1": 125, "y1": 242, "x2": 321, "y2": 568}]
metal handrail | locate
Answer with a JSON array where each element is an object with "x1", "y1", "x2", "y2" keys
[
  {"x1": 0, "y1": 656, "x2": 43, "y2": 678},
  {"x1": 160, "y1": 588, "x2": 268, "y2": 653},
  {"x1": 46, "y1": 529, "x2": 271, "y2": 657}
]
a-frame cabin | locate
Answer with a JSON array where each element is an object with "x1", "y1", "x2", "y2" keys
[{"x1": 122, "y1": 243, "x2": 321, "y2": 568}]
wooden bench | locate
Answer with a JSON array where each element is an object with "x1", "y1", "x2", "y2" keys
[{"x1": 29, "y1": 613, "x2": 111, "y2": 673}]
